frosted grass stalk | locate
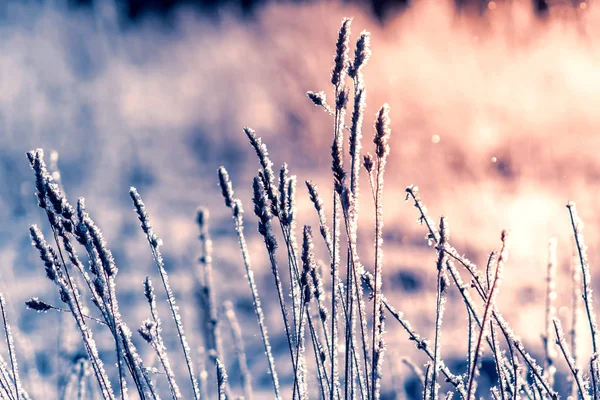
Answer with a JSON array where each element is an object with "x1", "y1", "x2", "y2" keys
[
  {"x1": 467, "y1": 231, "x2": 509, "y2": 400},
  {"x1": 27, "y1": 150, "x2": 118, "y2": 399},
  {"x1": 80, "y1": 205, "x2": 150, "y2": 399},
  {"x1": 363, "y1": 153, "x2": 376, "y2": 203},
  {"x1": 485, "y1": 252, "x2": 496, "y2": 293},
  {"x1": 339, "y1": 191, "x2": 368, "y2": 399},
  {"x1": 29, "y1": 226, "x2": 115, "y2": 400},
  {"x1": 244, "y1": 130, "x2": 308, "y2": 393},
  {"x1": 306, "y1": 181, "x2": 360, "y2": 383},
  {"x1": 294, "y1": 295, "x2": 308, "y2": 400},
  {"x1": 307, "y1": 179, "x2": 356, "y2": 382},
  {"x1": 54, "y1": 210, "x2": 133, "y2": 396},
  {"x1": 572, "y1": 240, "x2": 582, "y2": 399},
  {"x1": 0, "y1": 295, "x2": 22, "y2": 400},
  {"x1": 343, "y1": 257, "x2": 356, "y2": 400},
  {"x1": 305, "y1": 181, "x2": 333, "y2": 256},
  {"x1": 30, "y1": 150, "x2": 156, "y2": 398},
  {"x1": 196, "y1": 208, "x2": 227, "y2": 395},
  {"x1": 308, "y1": 260, "x2": 336, "y2": 395},
  {"x1": 307, "y1": 313, "x2": 330, "y2": 399},
  {"x1": 423, "y1": 362, "x2": 433, "y2": 400},
  {"x1": 224, "y1": 301, "x2": 253, "y2": 400},
  {"x1": 54, "y1": 218, "x2": 109, "y2": 323},
  {"x1": 372, "y1": 104, "x2": 391, "y2": 400},
  {"x1": 141, "y1": 277, "x2": 182, "y2": 400},
  {"x1": 490, "y1": 388, "x2": 500, "y2": 400},
  {"x1": 286, "y1": 175, "x2": 302, "y2": 339},
  {"x1": 308, "y1": 252, "x2": 332, "y2": 354},
  {"x1": 118, "y1": 325, "x2": 159, "y2": 400},
  {"x1": 553, "y1": 318, "x2": 589, "y2": 399},
  {"x1": 279, "y1": 173, "x2": 307, "y2": 393},
  {"x1": 348, "y1": 30, "x2": 370, "y2": 200},
  {"x1": 449, "y1": 248, "x2": 553, "y2": 397},
  {"x1": 330, "y1": 193, "x2": 342, "y2": 400},
  {"x1": 446, "y1": 258, "x2": 517, "y2": 397},
  {"x1": 244, "y1": 127, "x2": 279, "y2": 214},
  {"x1": 344, "y1": 32, "x2": 370, "y2": 396},
  {"x1": 130, "y1": 188, "x2": 200, "y2": 400},
  {"x1": 431, "y1": 217, "x2": 449, "y2": 400},
  {"x1": 300, "y1": 226, "x2": 336, "y2": 398},
  {"x1": 543, "y1": 238, "x2": 557, "y2": 387},
  {"x1": 8, "y1": 311, "x2": 41, "y2": 398},
  {"x1": 467, "y1": 311, "x2": 475, "y2": 387},
  {"x1": 216, "y1": 359, "x2": 228, "y2": 400},
  {"x1": 139, "y1": 319, "x2": 181, "y2": 399},
  {"x1": 445, "y1": 260, "x2": 481, "y2": 368},
  {"x1": 591, "y1": 354, "x2": 599, "y2": 399},
  {"x1": 307, "y1": 91, "x2": 333, "y2": 114},
  {"x1": 405, "y1": 186, "x2": 439, "y2": 246},
  {"x1": 490, "y1": 321, "x2": 508, "y2": 399},
  {"x1": 495, "y1": 311, "x2": 555, "y2": 398},
  {"x1": 218, "y1": 167, "x2": 280, "y2": 400},
  {"x1": 330, "y1": 18, "x2": 351, "y2": 400},
  {"x1": 34, "y1": 222, "x2": 115, "y2": 398},
  {"x1": 567, "y1": 202, "x2": 598, "y2": 354},
  {"x1": 277, "y1": 167, "x2": 301, "y2": 341},
  {"x1": 251, "y1": 177, "x2": 302, "y2": 398},
  {"x1": 196, "y1": 209, "x2": 221, "y2": 359},
  {"x1": 406, "y1": 185, "x2": 556, "y2": 397},
  {"x1": 367, "y1": 279, "x2": 466, "y2": 397},
  {"x1": 0, "y1": 355, "x2": 16, "y2": 400}
]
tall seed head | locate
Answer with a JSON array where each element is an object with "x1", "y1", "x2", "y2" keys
[
  {"x1": 218, "y1": 167, "x2": 235, "y2": 209},
  {"x1": 27, "y1": 149, "x2": 48, "y2": 209},
  {"x1": 307, "y1": 91, "x2": 327, "y2": 107},
  {"x1": 25, "y1": 298, "x2": 52, "y2": 313},
  {"x1": 363, "y1": 153, "x2": 374, "y2": 174},
  {"x1": 349, "y1": 31, "x2": 371, "y2": 78},
  {"x1": 331, "y1": 18, "x2": 353, "y2": 86},
  {"x1": 252, "y1": 177, "x2": 277, "y2": 253},
  {"x1": 374, "y1": 104, "x2": 391, "y2": 160}
]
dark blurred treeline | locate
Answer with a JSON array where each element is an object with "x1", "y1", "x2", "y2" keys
[{"x1": 55, "y1": 0, "x2": 551, "y2": 23}]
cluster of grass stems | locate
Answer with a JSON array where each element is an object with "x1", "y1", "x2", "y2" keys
[{"x1": 0, "y1": 17, "x2": 597, "y2": 400}]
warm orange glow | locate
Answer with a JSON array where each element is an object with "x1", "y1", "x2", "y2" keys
[
  {"x1": 580, "y1": 2, "x2": 587, "y2": 9},
  {"x1": 488, "y1": 1, "x2": 497, "y2": 10}
]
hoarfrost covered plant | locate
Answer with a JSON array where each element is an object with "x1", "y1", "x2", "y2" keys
[{"x1": 1, "y1": 16, "x2": 599, "y2": 400}]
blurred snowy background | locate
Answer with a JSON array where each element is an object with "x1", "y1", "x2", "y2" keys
[{"x1": 2, "y1": 0, "x2": 600, "y2": 397}]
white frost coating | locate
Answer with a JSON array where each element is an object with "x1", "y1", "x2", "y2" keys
[
  {"x1": 371, "y1": 103, "x2": 391, "y2": 400},
  {"x1": 142, "y1": 278, "x2": 183, "y2": 400},
  {"x1": 130, "y1": 188, "x2": 200, "y2": 400},
  {"x1": 544, "y1": 238, "x2": 558, "y2": 386},
  {"x1": 231, "y1": 200, "x2": 281, "y2": 400},
  {"x1": 224, "y1": 302, "x2": 253, "y2": 400},
  {"x1": 553, "y1": 318, "x2": 590, "y2": 400},
  {"x1": 567, "y1": 202, "x2": 599, "y2": 354},
  {"x1": 30, "y1": 225, "x2": 116, "y2": 400},
  {"x1": 340, "y1": 188, "x2": 369, "y2": 397},
  {"x1": 0, "y1": 294, "x2": 23, "y2": 400}
]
